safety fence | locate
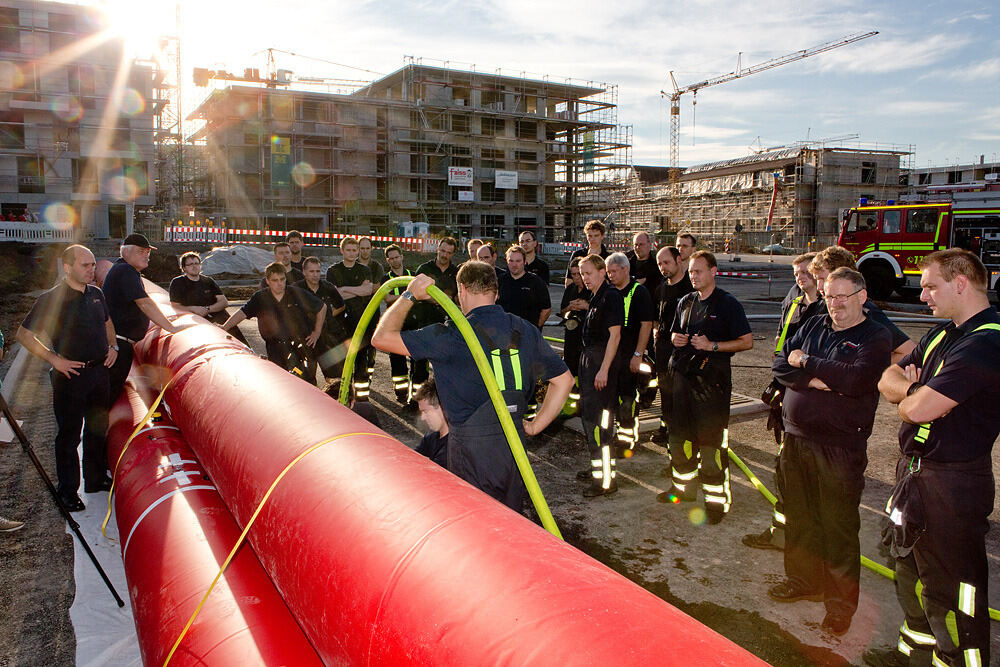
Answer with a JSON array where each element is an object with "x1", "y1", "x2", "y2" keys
[
  {"x1": 716, "y1": 270, "x2": 773, "y2": 298},
  {"x1": 0, "y1": 221, "x2": 75, "y2": 244},
  {"x1": 162, "y1": 226, "x2": 431, "y2": 252}
]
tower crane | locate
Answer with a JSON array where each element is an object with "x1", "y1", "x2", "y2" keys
[{"x1": 660, "y1": 30, "x2": 878, "y2": 227}]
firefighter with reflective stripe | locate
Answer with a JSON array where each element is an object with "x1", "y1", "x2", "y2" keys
[
  {"x1": 873, "y1": 250, "x2": 1000, "y2": 667},
  {"x1": 658, "y1": 251, "x2": 752, "y2": 524},
  {"x1": 744, "y1": 252, "x2": 821, "y2": 552},
  {"x1": 652, "y1": 246, "x2": 693, "y2": 445},
  {"x1": 605, "y1": 252, "x2": 654, "y2": 457},
  {"x1": 372, "y1": 264, "x2": 572, "y2": 511},
  {"x1": 382, "y1": 244, "x2": 417, "y2": 404},
  {"x1": 575, "y1": 254, "x2": 625, "y2": 497},
  {"x1": 558, "y1": 258, "x2": 591, "y2": 416}
]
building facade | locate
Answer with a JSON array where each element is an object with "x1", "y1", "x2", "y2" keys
[
  {"x1": 188, "y1": 63, "x2": 630, "y2": 242},
  {"x1": 620, "y1": 146, "x2": 908, "y2": 248},
  {"x1": 0, "y1": 0, "x2": 156, "y2": 239}
]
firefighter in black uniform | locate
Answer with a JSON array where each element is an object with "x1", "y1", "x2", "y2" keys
[
  {"x1": 327, "y1": 236, "x2": 374, "y2": 400},
  {"x1": 768, "y1": 267, "x2": 891, "y2": 636},
  {"x1": 410, "y1": 237, "x2": 459, "y2": 399},
  {"x1": 17, "y1": 245, "x2": 119, "y2": 510},
  {"x1": 295, "y1": 256, "x2": 348, "y2": 382},
  {"x1": 358, "y1": 236, "x2": 385, "y2": 387},
  {"x1": 743, "y1": 252, "x2": 820, "y2": 551},
  {"x1": 652, "y1": 246, "x2": 693, "y2": 444},
  {"x1": 372, "y1": 264, "x2": 572, "y2": 511},
  {"x1": 565, "y1": 219, "x2": 610, "y2": 286},
  {"x1": 519, "y1": 230, "x2": 550, "y2": 285},
  {"x1": 873, "y1": 250, "x2": 1000, "y2": 667},
  {"x1": 558, "y1": 257, "x2": 591, "y2": 415},
  {"x1": 222, "y1": 262, "x2": 326, "y2": 383},
  {"x1": 169, "y1": 251, "x2": 249, "y2": 345},
  {"x1": 659, "y1": 250, "x2": 752, "y2": 523},
  {"x1": 575, "y1": 254, "x2": 625, "y2": 497},
  {"x1": 382, "y1": 244, "x2": 418, "y2": 404},
  {"x1": 605, "y1": 252, "x2": 654, "y2": 456}
]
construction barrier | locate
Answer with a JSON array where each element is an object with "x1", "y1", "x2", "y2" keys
[
  {"x1": 162, "y1": 225, "x2": 431, "y2": 252},
  {"x1": 0, "y1": 221, "x2": 75, "y2": 244},
  {"x1": 125, "y1": 283, "x2": 766, "y2": 665}
]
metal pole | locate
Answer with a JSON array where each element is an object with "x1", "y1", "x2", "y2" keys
[{"x1": 0, "y1": 392, "x2": 125, "y2": 607}]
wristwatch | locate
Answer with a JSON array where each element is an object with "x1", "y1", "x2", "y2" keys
[
  {"x1": 712, "y1": 342, "x2": 719, "y2": 352},
  {"x1": 111, "y1": 345, "x2": 119, "y2": 351},
  {"x1": 906, "y1": 381, "x2": 922, "y2": 397},
  {"x1": 401, "y1": 290, "x2": 417, "y2": 303},
  {"x1": 799, "y1": 353, "x2": 810, "y2": 368},
  {"x1": 633, "y1": 351, "x2": 642, "y2": 358}
]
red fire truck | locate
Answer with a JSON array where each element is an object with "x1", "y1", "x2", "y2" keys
[{"x1": 837, "y1": 185, "x2": 1000, "y2": 300}]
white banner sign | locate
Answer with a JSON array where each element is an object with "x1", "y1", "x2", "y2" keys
[
  {"x1": 495, "y1": 170, "x2": 518, "y2": 189},
  {"x1": 448, "y1": 166, "x2": 474, "y2": 187},
  {"x1": 458, "y1": 190, "x2": 474, "y2": 202}
]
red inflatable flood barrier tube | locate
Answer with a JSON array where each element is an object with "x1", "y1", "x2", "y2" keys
[
  {"x1": 133, "y1": 285, "x2": 766, "y2": 665},
  {"x1": 107, "y1": 379, "x2": 322, "y2": 666}
]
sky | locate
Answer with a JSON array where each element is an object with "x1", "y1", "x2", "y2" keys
[{"x1": 93, "y1": 0, "x2": 999, "y2": 170}]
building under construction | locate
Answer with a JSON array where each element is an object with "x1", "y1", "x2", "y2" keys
[
  {"x1": 619, "y1": 145, "x2": 911, "y2": 248},
  {"x1": 0, "y1": 0, "x2": 157, "y2": 239},
  {"x1": 187, "y1": 60, "x2": 631, "y2": 241}
]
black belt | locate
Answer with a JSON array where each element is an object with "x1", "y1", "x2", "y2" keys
[
  {"x1": 116, "y1": 334, "x2": 138, "y2": 345},
  {"x1": 73, "y1": 357, "x2": 107, "y2": 369}
]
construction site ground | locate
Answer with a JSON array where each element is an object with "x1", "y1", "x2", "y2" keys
[{"x1": 2, "y1": 255, "x2": 999, "y2": 666}]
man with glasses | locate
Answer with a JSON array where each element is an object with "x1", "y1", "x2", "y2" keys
[
  {"x1": 170, "y1": 251, "x2": 247, "y2": 344},
  {"x1": 518, "y1": 230, "x2": 550, "y2": 285},
  {"x1": 768, "y1": 267, "x2": 891, "y2": 637}
]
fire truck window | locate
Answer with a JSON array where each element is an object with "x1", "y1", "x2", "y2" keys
[
  {"x1": 882, "y1": 211, "x2": 901, "y2": 234},
  {"x1": 858, "y1": 213, "x2": 877, "y2": 232},
  {"x1": 907, "y1": 210, "x2": 937, "y2": 235}
]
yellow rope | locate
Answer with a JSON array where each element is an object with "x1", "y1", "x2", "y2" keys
[
  {"x1": 162, "y1": 431, "x2": 397, "y2": 666},
  {"x1": 102, "y1": 375, "x2": 175, "y2": 537}
]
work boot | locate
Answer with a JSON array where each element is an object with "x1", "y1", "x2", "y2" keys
[
  {"x1": 821, "y1": 611, "x2": 852, "y2": 636},
  {"x1": 650, "y1": 426, "x2": 669, "y2": 444},
  {"x1": 576, "y1": 468, "x2": 594, "y2": 481},
  {"x1": 705, "y1": 508, "x2": 726, "y2": 525},
  {"x1": 656, "y1": 485, "x2": 696, "y2": 503},
  {"x1": 583, "y1": 479, "x2": 618, "y2": 498},
  {"x1": 59, "y1": 495, "x2": 86, "y2": 512},
  {"x1": 0, "y1": 516, "x2": 24, "y2": 532},
  {"x1": 861, "y1": 647, "x2": 909, "y2": 667},
  {"x1": 742, "y1": 528, "x2": 783, "y2": 551},
  {"x1": 767, "y1": 579, "x2": 823, "y2": 603},
  {"x1": 84, "y1": 475, "x2": 113, "y2": 493}
]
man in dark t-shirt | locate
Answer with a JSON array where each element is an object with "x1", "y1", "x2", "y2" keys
[
  {"x1": 652, "y1": 246, "x2": 694, "y2": 443},
  {"x1": 497, "y1": 245, "x2": 551, "y2": 330},
  {"x1": 296, "y1": 256, "x2": 348, "y2": 380},
  {"x1": 625, "y1": 231, "x2": 662, "y2": 298},
  {"x1": 327, "y1": 236, "x2": 375, "y2": 399},
  {"x1": 413, "y1": 378, "x2": 449, "y2": 468},
  {"x1": 169, "y1": 251, "x2": 248, "y2": 345},
  {"x1": 519, "y1": 230, "x2": 550, "y2": 285}
]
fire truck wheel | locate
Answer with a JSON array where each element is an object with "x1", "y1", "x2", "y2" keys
[{"x1": 861, "y1": 262, "x2": 896, "y2": 300}]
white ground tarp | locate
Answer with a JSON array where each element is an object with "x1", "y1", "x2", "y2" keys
[{"x1": 199, "y1": 245, "x2": 274, "y2": 276}]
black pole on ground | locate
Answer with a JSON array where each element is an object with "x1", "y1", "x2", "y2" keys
[{"x1": 0, "y1": 392, "x2": 126, "y2": 608}]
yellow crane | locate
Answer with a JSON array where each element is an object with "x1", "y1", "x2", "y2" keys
[{"x1": 661, "y1": 30, "x2": 879, "y2": 227}]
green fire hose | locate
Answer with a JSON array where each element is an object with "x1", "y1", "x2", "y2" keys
[{"x1": 338, "y1": 276, "x2": 563, "y2": 540}]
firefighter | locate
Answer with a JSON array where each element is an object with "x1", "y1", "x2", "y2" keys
[
  {"x1": 651, "y1": 246, "x2": 693, "y2": 444},
  {"x1": 658, "y1": 250, "x2": 752, "y2": 524},
  {"x1": 872, "y1": 249, "x2": 1000, "y2": 667},
  {"x1": 558, "y1": 257, "x2": 591, "y2": 415},
  {"x1": 372, "y1": 264, "x2": 572, "y2": 511},
  {"x1": 382, "y1": 244, "x2": 416, "y2": 404},
  {"x1": 575, "y1": 254, "x2": 625, "y2": 497},
  {"x1": 605, "y1": 252, "x2": 654, "y2": 457}
]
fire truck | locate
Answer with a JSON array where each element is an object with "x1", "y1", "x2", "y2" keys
[{"x1": 837, "y1": 184, "x2": 1000, "y2": 300}]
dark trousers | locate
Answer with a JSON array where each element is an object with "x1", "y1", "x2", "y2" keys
[
  {"x1": 51, "y1": 366, "x2": 109, "y2": 498},
  {"x1": 264, "y1": 338, "x2": 317, "y2": 385},
  {"x1": 892, "y1": 456, "x2": 993, "y2": 666},
  {"x1": 780, "y1": 434, "x2": 866, "y2": 617},
  {"x1": 448, "y1": 399, "x2": 527, "y2": 512},
  {"x1": 615, "y1": 366, "x2": 638, "y2": 451},
  {"x1": 389, "y1": 352, "x2": 411, "y2": 401},
  {"x1": 579, "y1": 345, "x2": 621, "y2": 485},
  {"x1": 654, "y1": 338, "x2": 673, "y2": 430},
  {"x1": 564, "y1": 329, "x2": 582, "y2": 378},
  {"x1": 108, "y1": 342, "x2": 133, "y2": 406},
  {"x1": 668, "y1": 362, "x2": 732, "y2": 513}
]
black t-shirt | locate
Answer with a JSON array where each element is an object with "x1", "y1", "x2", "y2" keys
[
  {"x1": 566, "y1": 244, "x2": 610, "y2": 281},
  {"x1": 327, "y1": 261, "x2": 373, "y2": 327},
  {"x1": 525, "y1": 256, "x2": 550, "y2": 285},
  {"x1": 670, "y1": 288, "x2": 752, "y2": 359},
  {"x1": 360, "y1": 259, "x2": 385, "y2": 286},
  {"x1": 626, "y1": 251, "x2": 662, "y2": 297},
  {"x1": 21, "y1": 282, "x2": 109, "y2": 361},
  {"x1": 498, "y1": 271, "x2": 551, "y2": 329},
  {"x1": 582, "y1": 281, "x2": 625, "y2": 348},
  {"x1": 896, "y1": 308, "x2": 1000, "y2": 461},
  {"x1": 294, "y1": 279, "x2": 346, "y2": 336},
  {"x1": 414, "y1": 260, "x2": 459, "y2": 325},
  {"x1": 290, "y1": 257, "x2": 305, "y2": 273},
  {"x1": 416, "y1": 431, "x2": 449, "y2": 468},
  {"x1": 259, "y1": 266, "x2": 304, "y2": 290},
  {"x1": 241, "y1": 286, "x2": 323, "y2": 342},
  {"x1": 655, "y1": 273, "x2": 694, "y2": 337},
  {"x1": 103, "y1": 258, "x2": 149, "y2": 341},
  {"x1": 617, "y1": 280, "x2": 655, "y2": 357},
  {"x1": 169, "y1": 275, "x2": 222, "y2": 308}
]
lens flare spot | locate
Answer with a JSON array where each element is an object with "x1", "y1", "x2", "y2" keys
[
  {"x1": 688, "y1": 507, "x2": 706, "y2": 526},
  {"x1": 51, "y1": 95, "x2": 84, "y2": 122},
  {"x1": 107, "y1": 176, "x2": 139, "y2": 202},
  {"x1": 120, "y1": 88, "x2": 145, "y2": 116},
  {"x1": 0, "y1": 61, "x2": 24, "y2": 89},
  {"x1": 292, "y1": 162, "x2": 316, "y2": 187},
  {"x1": 43, "y1": 202, "x2": 77, "y2": 225}
]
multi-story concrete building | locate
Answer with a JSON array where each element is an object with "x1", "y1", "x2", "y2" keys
[
  {"x1": 188, "y1": 62, "x2": 629, "y2": 242},
  {"x1": 0, "y1": 0, "x2": 156, "y2": 239},
  {"x1": 620, "y1": 146, "x2": 909, "y2": 248},
  {"x1": 904, "y1": 158, "x2": 1000, "y2": 192}
]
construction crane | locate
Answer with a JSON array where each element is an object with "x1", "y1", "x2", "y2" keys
[
  {"x1": 193, "y1": 49, "x2": 375, "y2": 90},
  {"x1": 660, "y1": 30, "x2": 878, "y2": 227}
]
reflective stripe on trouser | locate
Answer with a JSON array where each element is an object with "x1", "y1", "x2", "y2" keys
[
  {"x1": 579, "y1": 346, "x2": 621, "y2": 460},
  {"x1": 589, "y1": 445, "x2": 616, "y2": 488},
  {"x1": 701, "y1": 429, "x2": 732, "y2": 513},
  {"x1": 891, "y1": 455, "x2": 993, "y2": 667},
  {"x1": 389, "y1": 352, "x2": 411, "y2": 400},
  {"x1": 616, "y1": 371, "x2": 638, "y2": 451}
]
